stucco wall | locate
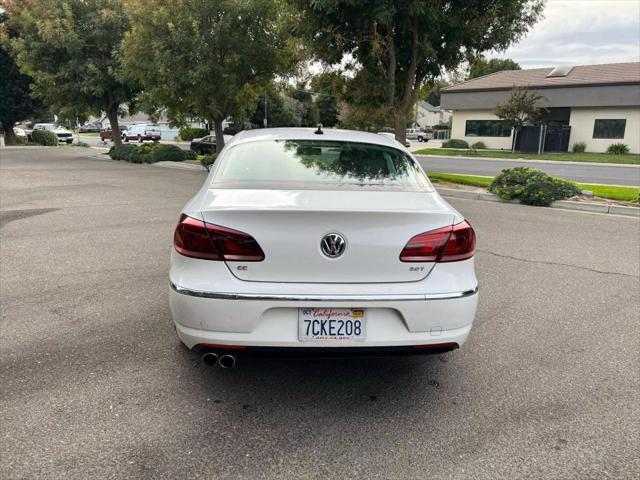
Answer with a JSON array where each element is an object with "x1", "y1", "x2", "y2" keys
[
  {"x1": 568, "y1": 107, "x2": 640, "y2": 154},
  {"x1": 449, "y1": 110, "x2": 513, "y2": 149}
]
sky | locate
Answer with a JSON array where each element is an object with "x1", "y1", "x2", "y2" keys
[{"x1": 496, "y1": 0, "x2": 640, "y2": 69}]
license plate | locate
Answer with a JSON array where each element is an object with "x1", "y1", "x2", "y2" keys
[{"x1": 298, "y1": 308, "x2": 366, "y2": 341}]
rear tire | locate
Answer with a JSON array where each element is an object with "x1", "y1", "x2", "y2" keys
[
  {"x1": 138, "y1": 135, "x2": 142, "y2": 143},
  {"x1": 417, "y1": 136, "x2": 423, "y2": 142}
]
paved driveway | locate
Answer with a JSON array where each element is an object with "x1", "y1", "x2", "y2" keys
[
  {"x1": 1, "y1": 147, "x2": 638, "y2": 479},
  {"x1": 416, "y1": 154, "x2": 640, "y2": 186}
]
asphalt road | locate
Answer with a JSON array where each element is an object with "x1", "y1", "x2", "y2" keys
[
  {"x1": 415, "y1": 154, "x2": 640, "y2": 187},
  {"x1": 1, "y1": 147, "x2": 639, "y2": 480}
]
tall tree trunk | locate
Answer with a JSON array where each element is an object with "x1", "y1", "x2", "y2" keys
[
  {"x1": 214, "y1": 119, "x2": 225, "y2": 153},
  {"x1": 3, "y1": 122, "x2": 18, "y2": 145},
  {"x1": 106, "y1": 105, "x2": 122, "y2": 147},
  {"x1": 394, "y1": 111, "x2": 407, "y2": 145},
  {"x1": 512, "y1": 128, "x2": 518, "y2": 153}
]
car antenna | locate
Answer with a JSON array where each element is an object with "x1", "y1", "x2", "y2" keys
[{"x1": 314, "y1": 123, "x2": 323, "y2": 135}]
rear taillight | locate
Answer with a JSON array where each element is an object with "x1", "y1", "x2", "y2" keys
[
  {"x1": 400, "y1": 220, "x2": 475, "y2": 263},
  {"x1": 173, "y1": 214, "x2": 264, "y2": 261}
]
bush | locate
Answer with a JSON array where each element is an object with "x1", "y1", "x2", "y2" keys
[
  {"x1": 32, "y1": 129, "x2": 58, "y2": 146},
  {"x1": 488, "y1": 167, "x2": 581, "y2": 206},
  {"x1": 607, "y1": 143, "x2": 630, "y2": 155},
  {"x1": 572, "y1": 142, "x2": 586, "y2": 153},
  {"x1": 179, "y1": 126, "x2": 208, "y2": 141},
  {"x1": 183, "y1": 149, "x2": 197, "y2": 160},
  {"x1": 108, "y1": 143, "x2": 191, "y2": 163},
  {"x1": 470, "y1": 141, "x2": 487, "y2": 150},
  {"x1": 108, "y1": 144, "x2": 142, "y2": 163},
  {"x1": 147, "y1": 144, "x2": 189, "y2": 163},
  {"x1": 442, "y1": 139, "x2": 469, "y2": 149},
  {"x1": 201, "y1": 154, "x2": 217, "y2": 171}
]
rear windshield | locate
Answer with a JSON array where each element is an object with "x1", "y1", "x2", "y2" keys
[{"x1": 212, "y1": 140, "x2": 431, "y2": 191}]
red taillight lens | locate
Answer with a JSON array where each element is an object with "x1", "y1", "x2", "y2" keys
[
  {"x1": 173, "y1": 215, "x2": 264, "y2": 261},
  {"x1": 400, "y1": 220, "x2": 475, "y2": 263}
]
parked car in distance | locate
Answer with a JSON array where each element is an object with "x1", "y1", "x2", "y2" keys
[
  {"x1": 123, "y1": 124, "x2": 161, "y2": 143},
  {"x1": 13, "y1": 127, "x2": 28, "y2": 139},
  {"x1": 377, "y1": 132, "x2": 410, "y2": 148},
  {"x1": 100, "y1": 126, "x2": 128, "y2": 142},
  {"x1": 33, "y1": 123, "x2": 73, "y2": 144},
  {"x1": 406, "y1": 128, "x2": 431, "y2": 142},
  {"x1": 190, "y1": 135, "x2": 216, "y2": 155},
  {"x1": 170, "y1": 128, "x2": 478, "y2": 369},
  {"x1": 78, "y1": 123, "x2": 101, "y2": 133}
]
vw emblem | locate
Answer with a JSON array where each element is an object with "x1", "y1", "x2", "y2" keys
[{"x1": 320, "y1": 233, "x2": 346, "y2": 258}]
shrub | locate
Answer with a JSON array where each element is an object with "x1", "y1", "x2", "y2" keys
[
  {"x1": 183, "y1": 149, "x2": 197, "y2": 160},
  {"x1": 572, "y1": 142, "x2": 586, "y2": 153},
  {"x1": 607, "y1": 143, "x2": 630, "y2": 155},
  {"x1": 148, "y1": 144, "x2": 189, "y2": 163},
  {"x1": 108, "y1": 144, "x2": 142, "y2": 163},
  {"x1": 488, "y1": 167, "x2": 581, "y2": 206},
  {"x1": 442, "y1": 139, "x2": 469, "y2": 149},
  {"x1": 179, "y1": 126, "x2": 208, "y2": 141},
  {"x1": 201, "y1": 154, "x2": 217, "y2": 171},
  {"x1": 470, "y1": 141, "x2": 487, "y2": 150},
  {"x1": 32, "y1": 129, "x2": 58, "y2": 146}
]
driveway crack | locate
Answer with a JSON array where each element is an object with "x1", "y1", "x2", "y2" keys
[{"x1": 478, "y1": 249, "x2": 639, "y2": 279}]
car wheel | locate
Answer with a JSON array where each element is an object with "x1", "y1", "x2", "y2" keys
[
  {"x1": 417, "y1": 136, "x2": 423, "y2": 142},
  {"x1": 137, "y1": 135, "x2": 142, "y2": 143},
  {"x1": 123, "y1": 135, "x2": 128, "y2": 143}
]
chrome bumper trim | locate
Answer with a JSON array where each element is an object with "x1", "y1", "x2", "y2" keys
[{"x1": 170, "y1": 282, "x2": 478, "y2": 302}]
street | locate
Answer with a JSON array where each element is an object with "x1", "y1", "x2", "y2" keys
[
  {"x1": 1, "y1": 147, "x2": 639, "y2": 479},
  {"x1": 415, "y1": 154, "x2": 640, "y2": 187}
]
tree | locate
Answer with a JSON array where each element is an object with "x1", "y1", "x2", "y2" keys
[
  {"x1": 495, "y1": 86, "x2": 545, "y2": 152},
  {"x1": 469, "y1": 58, "x2": 521, "y2": 79},
  {"x1": 0, "y1": 13, "x2": 42, "y2": 145},
  {"x1": 310, "y1": 72, "x2": 346, "y2": 127},
  {"x1": 4, "y1": 0, "x2": 138, "y2": 146},
  {"x1": 417, "y1": 79, "x2": 449, "y2": 107},
  {"x1": 290, "y1": 0, "x2": 544, "y2": 144},
  {"x1": 250, "y1": 85, "x2": 295, "y2": 129},
  {"x1": 122, "y1": 0, "x2": 298, "y2": 152}
]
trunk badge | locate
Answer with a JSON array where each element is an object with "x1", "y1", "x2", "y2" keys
[{"x1": 321, "y1": 233, "x2": 346, "y2": 258}]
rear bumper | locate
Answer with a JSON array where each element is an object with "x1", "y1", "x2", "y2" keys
[{"x1": 170, "y1": 283, "x2": 478, "y2": 350}]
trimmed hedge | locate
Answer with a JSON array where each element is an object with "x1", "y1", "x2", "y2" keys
[
  {"x1": 179, "y1": 126, "x2": 208, "y2": 141},
  {"x1": 470, "y1": 141, "x2": 487, "y2": 150},
  {"x1": 488, "y1": 167, "x2": 581, "y2": 206},
  {"x1": 32, "y1": 129, "x2": 58, "y2": 146},
  {"x1": 108, "y1": 143, "x2": 194, "y2": 163},
  {"x1": 442, "y1": 139, "x2": 469, "y2": 149}
]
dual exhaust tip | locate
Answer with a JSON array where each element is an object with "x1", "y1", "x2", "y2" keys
[{"x1": 202, "y1": 352, "x2": 236, "y2": 369}]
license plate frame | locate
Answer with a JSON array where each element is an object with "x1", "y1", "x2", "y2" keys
[{"x1": 298, "y1": 308, "x2": 366, "y2": 341}]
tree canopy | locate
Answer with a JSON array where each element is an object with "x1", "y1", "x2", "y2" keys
[
  {"x1": 290, "y1": 0, "x2": 544, "y2": 142},
  {"x1": 122, "y1": 0, "x2": 299, "y2": 151},
  {"x1": 469, "y1": 58, "x2": 521, "y2": 79},
  {"x1": 4, "y1": 0, "x2": 138, "y2": 146}
]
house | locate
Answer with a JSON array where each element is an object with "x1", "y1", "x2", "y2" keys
[
  {"x1": 415, "y1": 102, "x2": 452, "y2": 128},
  {"x1": 440, "y1": 62, "x2": 640, "y2": 153}
]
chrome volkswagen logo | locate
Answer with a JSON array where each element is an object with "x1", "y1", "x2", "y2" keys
[{"x1": 320, "y1": 233, "x2": 346, "y2": 258}]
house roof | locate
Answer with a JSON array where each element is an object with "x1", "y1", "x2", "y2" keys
[{"x1": 444, "y1": 62, "x2": 640, "y2": 92}]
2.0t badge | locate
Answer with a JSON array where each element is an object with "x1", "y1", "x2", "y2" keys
[{"x1": 320, "y1": 233, "x2": 346, "y2": 258}]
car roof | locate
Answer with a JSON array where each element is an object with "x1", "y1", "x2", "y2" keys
[{"x1": 227, "y1": 128, "x2": 405, "y2": 150}]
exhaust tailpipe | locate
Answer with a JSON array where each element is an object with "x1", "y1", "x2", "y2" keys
[
  {"x1": 202, "y1": 352, "x2": 219, "y2": 366},
  {"x1": 218, "y1": 354, "x2": 236, "y2": 369}
]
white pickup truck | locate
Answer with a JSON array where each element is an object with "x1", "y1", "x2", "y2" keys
[{"x1": 31, "y1": 123, "x2": 74, "y2": 144}]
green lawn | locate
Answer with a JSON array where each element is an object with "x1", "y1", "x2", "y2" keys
[
  {"x1": 415, "y1": 147, "x2": 640, "y2": 165},
  {"x1": 427, "y1": 171, "x2": 640, "y2": 203}
]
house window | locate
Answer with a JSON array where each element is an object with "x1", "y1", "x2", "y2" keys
[
  {"x1": 465, "y1": 120, "x2": 511, "y2": 137},
  {"x1": 593, "y1": 119, "x2": 626, "y2": 139}
]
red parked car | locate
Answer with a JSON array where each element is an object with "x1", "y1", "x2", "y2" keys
[{"x1": 100, "y1": 126, "x2": 127, "y2": 142}]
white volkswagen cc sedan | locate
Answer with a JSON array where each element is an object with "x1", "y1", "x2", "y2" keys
[{"x1": 169, "y1": 128, "x2": 478, "y2": 368}]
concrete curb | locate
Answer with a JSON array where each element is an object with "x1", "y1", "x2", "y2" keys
[
  {"x1": 152, "y1": 161, "x2": 205, "y2": 171},
  {"x1": 415, "y1": 153, "x2": 640, "y2": 169},
  {"x1": 436, "y1": 187, "x2": 640, "y2": 218}
]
